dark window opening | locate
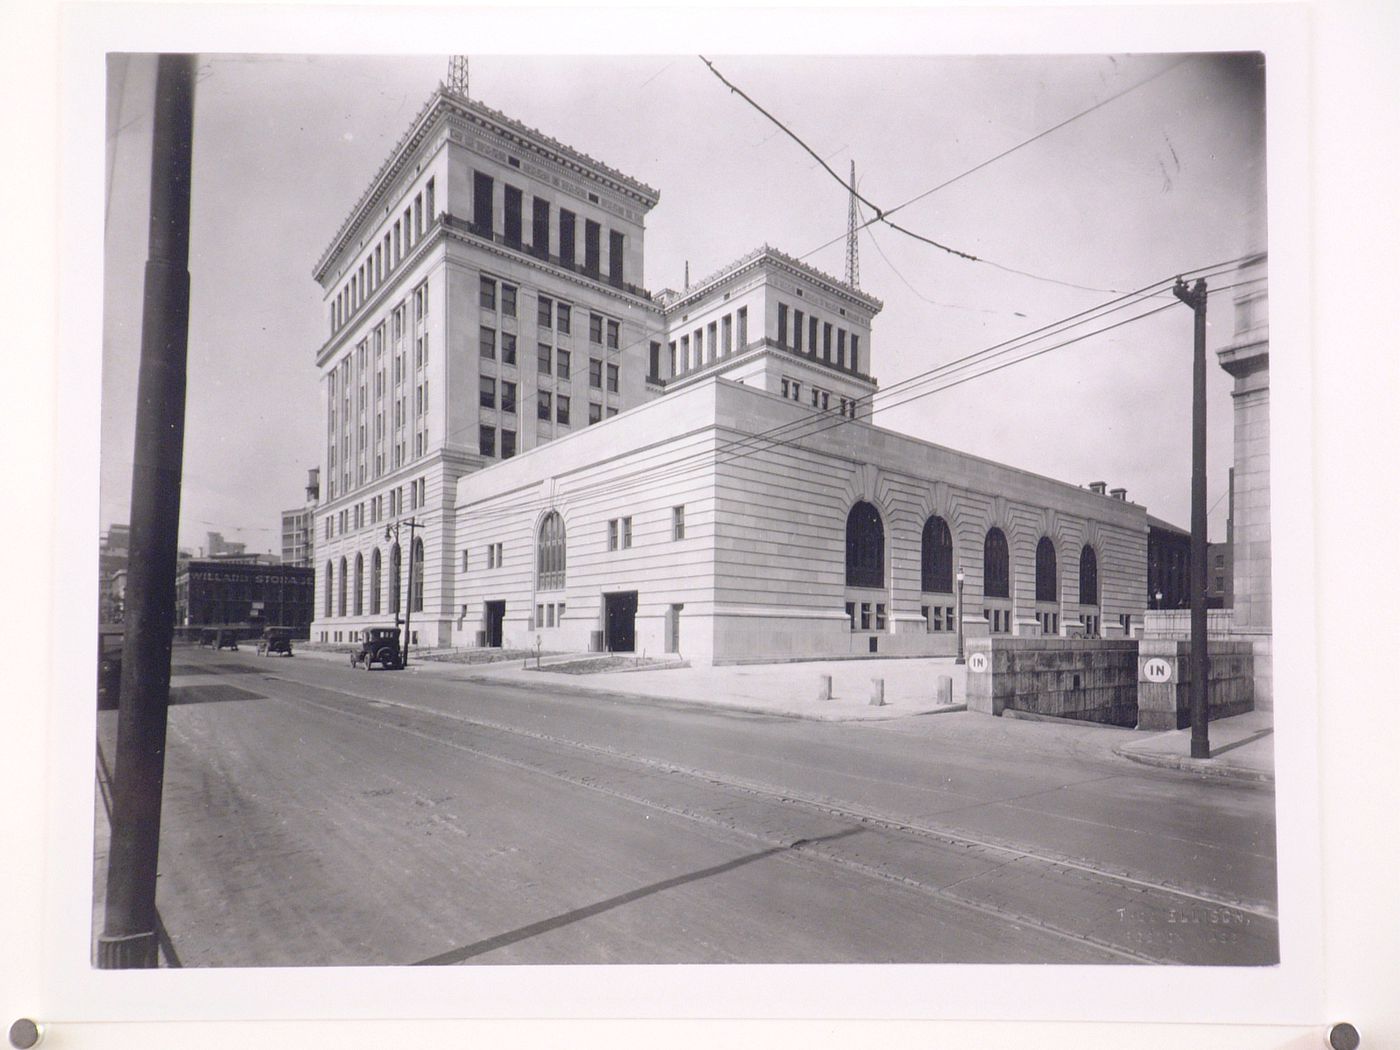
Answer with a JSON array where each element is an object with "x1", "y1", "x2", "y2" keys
[
  {"x1": 845, "y1": 501, "x2": 885, "y2": 589},
  {"x1": 984, "y1": 527, "x2": 1010, "y2": 599},
  {"x1": 532, "y1": 198, "x2": 550, "y2": 258},
  {"x1": 503, "y1": 185, "x2": 523, "y2": 248},
  {"x1": 921, "y1": 516, "x2": 953, "y2": 593},
  {"x1": 472, "y1": 171, "x2": 493, "y2": 234},
  {"x1": 1036, "y1": 536, "x2": 1058, "y2": 603}
]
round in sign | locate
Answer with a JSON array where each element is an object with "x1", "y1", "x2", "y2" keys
[
  {"x1": 967, "y1": 652, "x2": 989, "y2": 673},
  {"x1": 1143, "y1": 657, "x2": 1173, "y2": 683}
]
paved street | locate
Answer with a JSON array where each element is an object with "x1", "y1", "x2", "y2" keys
[{"x1": 93, "y1": 645, "x2": 1278, "y2": 967}]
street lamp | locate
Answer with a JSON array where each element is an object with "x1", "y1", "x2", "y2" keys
[
  {"x1": 384, "y1": 516, "x2": 421, "y2": 667},
  {"x1": 954, "y1": 568, "x2": 966, "y2": 664}
]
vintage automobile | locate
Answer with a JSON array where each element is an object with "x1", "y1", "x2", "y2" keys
[
  {"x1": 214, "y1": 628, "x2": 239, "y2": 651},
  {"x1": 97, "y1": 629, "x2": 123, "y2": 710},
  {"x1": 197, "y1": 628, "x2": 217, "y2": 648},
  {"x1": 256, "y1": 627, "x2": 295, "y2": 657},
  {"x1": 350, "y1": 627, "x2": 402, "y2": 670}
]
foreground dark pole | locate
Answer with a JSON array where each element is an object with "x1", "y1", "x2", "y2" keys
[
  {"x1": 1173, "y1": 277, "x2": 1211, "y2": 760},
  {"x1": 98, "y1": 54, "x2": 196, "y2": 969}
]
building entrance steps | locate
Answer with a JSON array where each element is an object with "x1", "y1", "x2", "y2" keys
[{"x1": 1114, "y1": 709, "x2": 1275, "y2": 782}]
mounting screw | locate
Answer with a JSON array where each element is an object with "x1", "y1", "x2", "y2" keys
[
  {"x1": 7, "y1": 1019, "x2": 42, "y2": 1050},
  {"x1": 1329, "y1": 1022, "x2": 1360, "y2": 1050}
]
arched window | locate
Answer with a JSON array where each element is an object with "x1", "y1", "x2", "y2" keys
[
  {"x1": 411, "y1": 538, "x2": 425, "y2": 612},
  {"x1": 337, "y1": 556, "x2": 348, "y2": 617},
  {"x1": 370, "y1": 548, "x2": 382, "y2": 615},
  {"x1": 324, "y1": 561, "x2": 334, "y2": 617},
  {"x1": 537, "y1": 511, "x2": 566, "y2": 590},
  {"x1": 845, "y1": 501, "x2": 885, "y2": 589},
  {"x1": 389, "y1": 544, "x2": 401, "y2": 614},
  {"x1": 984, "y1": 528, "x2": 1010, "y2": 599},
  {"x1": 1035, "y1": 537, "x2": 1058, "y2": 603},
  {"x1": 353, "y1": 553, "x2": 364, "y2": 616},
  {"x1": 1080, "y1": 545, "x2": 1098, "y2": 605},
  {"x1": 921, "y1": 515, "x2": 953, "y2": 593}
]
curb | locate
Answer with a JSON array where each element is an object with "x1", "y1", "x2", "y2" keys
[{"x1": 1113, "y1": 745, "x2": 1274, "y2": 784}]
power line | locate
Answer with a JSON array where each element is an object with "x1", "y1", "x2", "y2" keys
[
  {"x1": 799, "y1": 57, "x2": 1193, "y2": 269},
  {"x1": 423, "y1": 264, "x2": 1253, "y2": 532}
]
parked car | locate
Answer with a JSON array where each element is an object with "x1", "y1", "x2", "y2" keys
[
  {"x1": 256, "y1": 627, "x2": 295, "y2": 657},
  {"x1": 198, "y1": 628, "x2": 217, "y2": 648},
  {"x1": 214, "y1": 628, "x2": 239, "y2": 651},
  {"x1": 350, "y1": 627, "x2": 402, "y2": 670}
]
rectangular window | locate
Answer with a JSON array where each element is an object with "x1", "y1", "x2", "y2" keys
[
  {"x1": 535, "y1": 604, "x2": 544, "y2": 629},
  {"x1": 479, "y1": 375, "x2": 495, "y2": 408},
  {"x1": 559, "y1": 209, "x2": 576, "y2": 268},
  {"x1": 501, "y1": 430, "x2": 516, "y2": 458},
  {"x1": 808, "y1": 315, "x2": 818, "y2": 352},
  {"x1": 678, "y1": 335, "x2": 689, "y2": 373},
  {"x1": 875, "y1": 603, "x2": 887, "y2": 631},
  {"x1": 860, "y1": 603, "x2": 871, "y2": 630},
  {"x1": 606, "y1": 407, "x2": 618, "y2": 417},
  {"x1": 722, "y1": 315, "x2": 733, "y2": 355},
  {"x1": 589, "y1": 313, "x2": 603, "y2": 343},
  {"x1": 846, "y1": 602, "x2": 856, "y2": 630},
  {"x1": 538, "y1": 343, "x2": 552, "y2": 375},
  {"x1": 414, "y1": 281, "x2": 428, "y2": 323},
  {"x1": 589, "y1": 358, "x2": 603, "y2": 388},
  {"x1": 557, "y1": 395, "x2": 570, "y2": 425},
  {"x1": 778, "y1": 303, "x2": 788, "y2": 346},
  {"x1": 606, "y1": 319, "x2": 619, "y2": 349},
  {"x1": 584, "y1": 219, "x2": 601, "y2": 273},
  {"x1": 823, "y1": 322, "x2": 833, "y2": 360},
  {"x1": 737, "y1": 306, "x2": 748, "y2": 349},
  {"x1": 532, "y1": 197, "x2": 550, "y2": 257},
  {"x1": 501, "y1": 283, "x2": 517, "y2": 318},
  {"x1": 608, "y1": 230, "x2": 625, "y2": 285},
  {"x1": 472, "y1": 171, "x2": 493, "y2": 233},
  {"x1": 503, "y1": 185, "x2": 523, "y2": 247},
  {"x1": 608, "y1": 519, "x2": 619, "y2": 551},
  {"x1": 537, "y1": 390, "x2": 551, "y2": 420},
  {"x1": 837, "y1": 328, "x2": 847, "y2": 368},
  {"x1": 557, "y1": 303, "x2": 571, "y2": 335},
  {"x1": 557, "y1": 349, "x2": 571, "y2": 380},
  {"x1": 607, "y1": 363, "x2": 619, "y2": 393},
  {"x1": 706, "y1": 322, "x2": 717, "y2": 361},
  {"x1": 425, "y1": 177, "x2": 435, "y2": 222},
  {"x1": 850, "y1": 334, "x2": 860, "y2": 373},
  {"x1": 622, "y1": 516, "x2": 632, "y2": 548},
  {"x1": 501, "y1": 380, "x2": 517, "y2": 414},
  {"x1": 672, "y1": 505, "x2": 685, "y2": 541},
  {"x1": 648, "y1": 342, "x2": 660, "y2": 380},
  {"x1": 479, "y1": 325, "x2": 495, "y2": 359},
  {"x1": 793, "y1": 310, "x2": 804, "y2": 352},
  {"x1": 479, "y1": 424, "x2": 495, "y2": 457},
  {"x1": 538, "y1": 295, "x2": 553, "y2": 328},
  {"x1": 501, "y1": 332, "x2": 517, "y2": 366},
  {"x1": 589, "y1": 402, "x2": 602, "y2": 425}
]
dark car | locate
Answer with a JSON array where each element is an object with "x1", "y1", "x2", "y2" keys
[
  {"x1": 214, "y1": 628, "x2": 239, "y2": 651},
  {"x1": 350, "y1": 627, "x2": 402, "y2": 670},
  {"x1": 198, "y1": 628, "x2": 217, "y2": 648},
  {"x1": 256, "y1": 627, "x2": 295, "y2": 657},
  {"x1": 98, "y1": 629, "x2": 123, "y2": 710}
]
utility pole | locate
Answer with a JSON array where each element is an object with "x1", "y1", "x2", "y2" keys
[
  {"x1": 385, "y1": 516, "x2": 421, "y2": 666},
  {"x1": 1172, "y1": 276, "x2": 1211, "y2": 760},
  {"x1": 98, "y1": 53, "x2": 197, "y2": 969}
]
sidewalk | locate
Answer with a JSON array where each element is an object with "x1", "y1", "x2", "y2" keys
[
  {"x1": 1113, "y1": 709, "x2": 1275, "y2": 783},
  {"x1": 296, "y1": 645, "x2": 967, "y2": 722}
]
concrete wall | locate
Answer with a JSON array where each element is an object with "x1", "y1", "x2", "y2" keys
[
  {"x1": 1137, "y1": 638, "x2": 1255, "y2": 731},
  {"x1": 964, "y1": 638, "x2": 1140, "y2": 726}
]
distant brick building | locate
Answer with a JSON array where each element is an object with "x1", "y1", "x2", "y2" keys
[{"x1": 176, "y1": 558, "x2": 315, "y2": 636}]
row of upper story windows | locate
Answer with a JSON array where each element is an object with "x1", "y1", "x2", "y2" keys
[
  {"x1": 669, "y1": 307, "x2": 748, "y2": 376},
  {"x1": 779, "y1": 376, "x2": 860, "y2": 417},
  {"x1": 480, "y1": 275, "x2": 623, "y2": 349},
  {"x1": 777, "y1": 301, "x2": 862, "y2": 374},
  {"x1": 470, "y1": 171, "x2": 629, "y2": 289},
  {"x1": 480, "y1": 330, "x2": 621, "y2": 390},
  {"x1": 324, "y1": 477, "x2": 427, "y2": 542},
  {"x1": 331, "y1": 180, "x2": 435, "y2": 335}
]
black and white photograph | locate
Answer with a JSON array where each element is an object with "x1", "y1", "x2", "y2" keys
[{"x1": 9, "y1": 2, "x2": 1399, "y2": 1046}]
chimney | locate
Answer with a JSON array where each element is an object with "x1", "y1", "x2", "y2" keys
[
  {"x1": 1110, "y1": 487, "x2": 1127, "y2": 501},
  {"x1": 1088, "y1": 481, "x2": 1107, "y2": 495}
]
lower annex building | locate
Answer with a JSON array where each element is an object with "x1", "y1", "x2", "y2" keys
[{"x1": 309, "y1": 80, "x2": 1150, "y2": 661}]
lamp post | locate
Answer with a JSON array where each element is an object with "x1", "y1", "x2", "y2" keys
[
  {"x1": 384, "y1": 516, "x2": 421, "y2": 667},
  {"x1": 954, "y1": 568, "x2": 966, "y2": 664}
]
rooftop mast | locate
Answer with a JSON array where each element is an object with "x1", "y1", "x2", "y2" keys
[
  {"x1": 845, "y1": 159, "x2": 860, "y2": 290},
  {"x1": 447, "y1": 55, "x2": 469, "y2": 98}
]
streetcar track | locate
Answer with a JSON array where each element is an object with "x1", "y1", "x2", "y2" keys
[
  {"x1": 277, "y1": 671, "x2": 1278, "y2": 922},
  {"x1": 277, "y1": 688, "x2": 1154, "y2": 963}
]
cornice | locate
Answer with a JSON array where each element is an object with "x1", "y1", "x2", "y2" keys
[
  {"x1": 314, "y1": 87, "x2": 660, "y2": 284},
  {"x1": 658, "y1": 245, "x2": 884, "y2": 317}
]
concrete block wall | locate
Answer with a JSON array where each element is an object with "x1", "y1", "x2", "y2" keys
[
  {"x1": 964, "y1": 637, "x2": 1140, "y2": 726},
  {"x1": 1136, "y1": 638, "x2": 1255, "y2": 731}
]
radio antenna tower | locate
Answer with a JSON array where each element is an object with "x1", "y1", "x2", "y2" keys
[
  {"x1": 844, "y1": 159, "x2": 860, "y2": 290},
  {"x1": 447, "y1": 55, "x2": 470, "y2": 98}
]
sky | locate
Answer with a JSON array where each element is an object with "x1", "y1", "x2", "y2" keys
[{"x1": 101, "y1": 51, "x2": 1265, "y2": 554}]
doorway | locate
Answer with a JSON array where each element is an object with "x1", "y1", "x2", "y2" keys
[
  {"x1": 666, "y1": 603, "x2": 684, "y2": 654},
  {"x1": 484, "y1": 600, "x2": 505, "y2": 648},
  {"x1": 603, "y1": 591, "x2": 638, "y2": 653}
]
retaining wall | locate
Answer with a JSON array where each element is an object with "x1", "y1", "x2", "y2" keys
[{"x1": 964, "y1": 638, "x2": 1141, "y2": 727}]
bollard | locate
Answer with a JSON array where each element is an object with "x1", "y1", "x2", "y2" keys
[
  {"x1": 870, "y1": 677, "x2": 885, "y2": 706},
  {"x1": 936, "y1": 675, "x2": 953, "y2": 705},
  {"x1": 817, "y1": 674, "x2": 832, "y2": 701}
]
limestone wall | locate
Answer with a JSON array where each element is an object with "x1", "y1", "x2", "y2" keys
[
  {"x1": 1137, "y1": 638, "x2": 1255, "y2": 731},
  {"x1": 964, "y1": 638, "x2": 1140, "y2": 726}
]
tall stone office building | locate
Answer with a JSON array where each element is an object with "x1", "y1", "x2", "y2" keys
[{"x1": 310, "y1": 79, "x2": 1151, "y2": 660}]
